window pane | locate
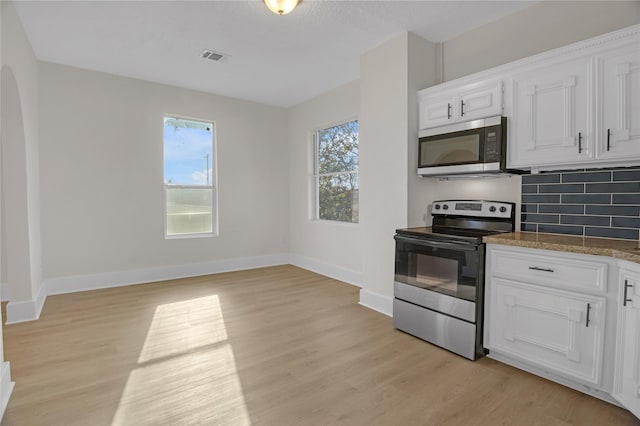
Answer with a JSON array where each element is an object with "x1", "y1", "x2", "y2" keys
[
  {"x1": 318, "y1": 120, "x2": 358, "y2": 174},
  {"x1": 318, "y1": 173, "x2": 359, "y2": 223},
  {"x1": 164, "y1": 117, "x2": 213, "y2": 186},
  {"x1": 166, "y1": 188, "x2": 213, "y2": 235}
]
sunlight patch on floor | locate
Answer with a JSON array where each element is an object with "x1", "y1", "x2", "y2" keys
[
  {"x1": 112, "y1": 295, "x2": 250, "y2": 425},
  {"x1": 137, "y1": 295, "x2": 228, "y2": 364}
]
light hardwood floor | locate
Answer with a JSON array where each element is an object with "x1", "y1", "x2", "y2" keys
[{"x1": 1, "y1": 265, "x2": 638, "y2": 425}]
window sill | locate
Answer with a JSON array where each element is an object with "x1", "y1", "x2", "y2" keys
[
  {"x1": 311, "y1": 219, "x2": 359, "y2": 227},
  {"x1": 165, "y1": 232, "x2": 218, "y2": 240}
]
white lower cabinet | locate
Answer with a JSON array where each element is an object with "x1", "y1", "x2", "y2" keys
[
  {"x1": 486, "y1": 244, "x2": 640, "y2": 419},
  {"x1": 489, "y1": 277, "x2": 605, "y2": 386},
  {"x1": 614, "y1": 264, "x2": 640, "y2": 418}
]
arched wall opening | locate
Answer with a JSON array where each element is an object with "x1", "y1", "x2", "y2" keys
[{"x1": 1, "y1": 64, "x2": 38, "y2": 322}]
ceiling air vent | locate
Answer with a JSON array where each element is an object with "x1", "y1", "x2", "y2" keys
[{"x1": 200, "y1": 49, "x2": 229, "y2": 62}]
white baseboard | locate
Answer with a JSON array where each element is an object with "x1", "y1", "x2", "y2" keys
[
  {"x1": 288, "y1": 254, "x2": 362, "y2": 288},
  {"x1": 0, "y1": 361, "x2": 15, "y2": 421},
  {"x1": 44, "y1": 253, "x2": 289, "y2": 296},
  {"x1": 5, "y1": 253, "x2": 387, "y2": 324},
  {"x1": 359, "y1": 289, "x2": 393, "y2": 317},
  {"x1": 4, "y1": 284, "x2": 47, "y2": 324}
]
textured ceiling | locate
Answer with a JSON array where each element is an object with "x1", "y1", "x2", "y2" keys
[{"x1": 14, "y1": 1, "x2": 536, "y2": 107}]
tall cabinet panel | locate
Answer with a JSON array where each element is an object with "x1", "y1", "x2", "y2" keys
[
  {"x1": 597, "y1": 44, "x2": 640, "y2": 160},
  {"x1": 614, "y1": 265, "x2": 640, "y2": 419},
  {"x1": 510, "y1": 56, "x2": 594, "y2": 168}
]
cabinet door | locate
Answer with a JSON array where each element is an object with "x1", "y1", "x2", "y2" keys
[
  {"x1": 418, "y1": 93, "x2": 456, "y2": 130},
  {"x1": 614, "y1": 268, "x2": 640, "y2": 419},
  {"x1": 458, "y1": 79, "x2": 503, "y2": 122},
  {"x1": 488, "y1": 277, "x2": 605, "y2": 386},
  {"x1": 510, "y1": 57, "x2": 593, "y2": 168},
  {"x1": 597, "y1": 45, "x2": 640, "y2": 161}
]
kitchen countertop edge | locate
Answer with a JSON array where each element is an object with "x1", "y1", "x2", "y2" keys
[{"x1": 483, "y1": 231, "x2": 640, "y2": 264}]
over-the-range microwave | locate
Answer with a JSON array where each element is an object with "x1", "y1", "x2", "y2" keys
[{"x1": 418, "y1": 115, "x2": 520, "y2": 177}]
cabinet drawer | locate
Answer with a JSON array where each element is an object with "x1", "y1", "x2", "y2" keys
[{"x1": 490, "y1": 248, "x2": 607, "y2": 293}]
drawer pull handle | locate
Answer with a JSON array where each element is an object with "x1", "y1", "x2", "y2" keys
[
  {"x1": 586, "y1": 303, "x2": 591, "y2": 327},
  {"x1": 578, "y1": 132, "x2": 583, "y2": 154},
  {"x1": 461, "y1": 100, "x2": 465, "y2": 117},
  {"x1": 607, "y1": 129, "x2": 611, "y2": 151},
  {"x1": 624, "y1": 279, "x2": 633, "y2": 307},
  {"x1": 528, "y1": 266, "x2": 554, "y2": 273},
  {"x1": 447, "y1": 103, "x2": 452, "y2": 119}
]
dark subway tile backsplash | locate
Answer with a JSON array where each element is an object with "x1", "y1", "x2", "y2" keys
[
  {"x1": 521, "y1": 166, "x2": 640, "y2": 241},
  {"x1": 560, "y1": 215, "x2": 610, "y2": 226},
  {"x1": 586, "y1": 182, "x2": 640, "y2": 193},
  {"x1": 614, "y1": 170, "x2": 640, "y2": 182},
  {"x1": 522, "y1": 174, "x2": 560, "y2": 184},
  {"x1": 522, "y1": 194, "x2": 561, "y2": 204},
  {"x1": 612, "y1": 217, "x2": 640, "y2": 229},
  {"x1": 561, "y1": 171, "x2": 612, "y2": 183},
  {"x1": 539, "y1": 184, "x2": 584, "y2": 193},
  {"x1": 539, "y1": 204, "x2": 584, "y2": 214},
  {"x1": 613, "y1": 194, "x2": 640, "y2": 204},
  {"x1": 585, "y1": 227, "x2": 639, "y2": 240},
  {"x1": 538, "y1": 224, "x2": 584, "y2": 236},
  {"x1": 521, "y1": 213, "x2": 559, "y2": 224},
  {"x1": 585, "y1": 205, "x2": 640, "y2": 216},
  {"x1": 561, "y1": 194, "x2": 612, "y2": 204}
]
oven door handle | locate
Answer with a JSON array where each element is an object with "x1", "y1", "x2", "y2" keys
[{"x1": 394, "y1": 234, "x2": 479, "y2": 251}]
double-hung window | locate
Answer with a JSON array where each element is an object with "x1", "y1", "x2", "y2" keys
[
  {"x1": 163, "y1": 116, "x2": 216, "y2": 237},
  {"x1": 313, "y1": 120, "x2": 359, "y2": 223}
]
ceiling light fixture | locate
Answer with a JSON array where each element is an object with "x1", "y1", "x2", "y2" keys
[{"x1": 264, "y1": 0, "x2": 300, "y2": 15}]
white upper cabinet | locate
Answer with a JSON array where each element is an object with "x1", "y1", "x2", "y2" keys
[
  {"x1": 418, "y1": 92, "x2": 456, "y2": 129},
  {"x1": 596, "y1": 44, "x2": 640, "y2": 161},
  {"x1": 457, "y1": 79, "x2": 504, "y2": 122},
  {"x1": 509, "y1": 56, "x2": 594, "y2": 168},
  {"x1": 417, "y1": 24, "x2": 640, "y2": 171},
  {"x1": 614, "y1": 264, "x2": 640, "y2": 419},
  {"x1": 418, "y1": 79, "x2": 503, "y2": 130}
]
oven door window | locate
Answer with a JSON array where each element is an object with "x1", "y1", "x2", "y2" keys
[
  {"x1": 418, "y1": 130, "x2": 482, "y2": 168},
  {"x1": 395, "y1": 238, "x2": 479, "y2": 302}
]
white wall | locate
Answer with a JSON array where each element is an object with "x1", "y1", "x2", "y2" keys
[
  {"x1": 443, "y1": 1, "x2": 640, "y2": 82},
  {"x1": 287, "y1": 80, "x2": 362, "y2": 284},
  {"x1": 358, "y1": 33, "x2": 437, "y2": 314},
  {"x1": 0, "y1": 3, "x2": 16, "y2": 419},
  {"x1": 1, "y1": 1, "x2": 42, "y2": 313},
  {"x1": 407, "y1": 33, "x2": 438, "y2": 228},
  {"x1": 39, "y1": 63, "x2": 289, "y2": 283}
]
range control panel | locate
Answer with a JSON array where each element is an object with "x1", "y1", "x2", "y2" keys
[{"x1": 431, "y1": 200, "x2": 514, "y2": 219}]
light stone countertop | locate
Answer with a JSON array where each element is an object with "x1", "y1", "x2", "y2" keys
[{"x1": 483, "y1": 231, "x2": 640, "y2": 264}]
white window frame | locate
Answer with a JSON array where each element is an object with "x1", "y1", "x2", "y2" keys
[
  {"x1": 163, "y1": 114, "x2": 218, "y2": 239},
  {"x1": 312, "y1": 118, "x2": 359, "y2": 224}
]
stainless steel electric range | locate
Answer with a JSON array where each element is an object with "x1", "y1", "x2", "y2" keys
[{"x1": 393, "y1": 200, "x2": 515, "y2": 360}]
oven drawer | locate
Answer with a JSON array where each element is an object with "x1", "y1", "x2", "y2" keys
[
  {"x1": 490, "y1": 247, "x2": 607, "y2": 294},
  {"x1": 393, "y1": 298, "x2": 478, "y2": 360}
]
